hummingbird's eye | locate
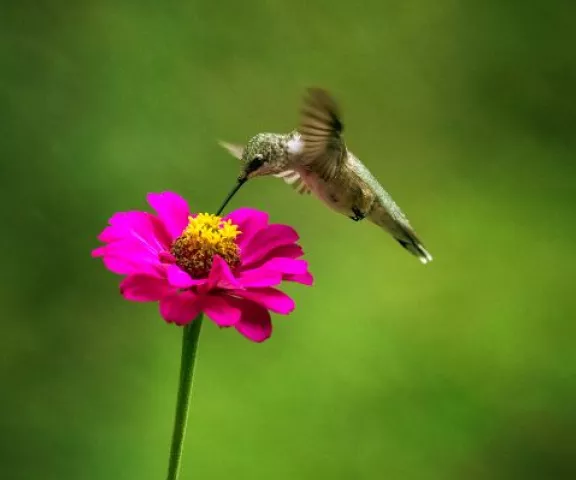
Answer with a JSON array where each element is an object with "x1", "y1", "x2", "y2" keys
[{"x1": 247, "y1": 155, "x2": 265, "y2": 172}]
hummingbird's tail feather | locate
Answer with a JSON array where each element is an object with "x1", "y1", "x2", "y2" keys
[
  {"x1": 369, "y1": 206, "x2": 433, "y2": 264},
  {"x1": 396, "y1": 234, "x2": 433, "y2": 264}
]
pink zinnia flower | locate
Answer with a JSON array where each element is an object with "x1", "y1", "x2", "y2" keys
[{"x1": 92, "y1": 192, "x2": 313, "y2": 342}]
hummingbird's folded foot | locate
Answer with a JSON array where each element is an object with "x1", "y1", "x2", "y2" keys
[{"x1": 350, "y1": 207, "x2": 366, "y2": 222}]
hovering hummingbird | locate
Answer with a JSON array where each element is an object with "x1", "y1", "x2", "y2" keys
[{"x1": 218, "y1": 88, "x2": 433, "y2": 264}]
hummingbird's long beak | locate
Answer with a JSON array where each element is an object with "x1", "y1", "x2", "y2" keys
[{"x1": 216, "y1": 175, "x2": 247, "y2": 216}]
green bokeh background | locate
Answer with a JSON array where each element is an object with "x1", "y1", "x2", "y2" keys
[{"x1": 2, "y1": 1, "x2": 576, "y2": 479}]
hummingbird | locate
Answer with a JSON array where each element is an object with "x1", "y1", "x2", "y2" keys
[{"x1": 217, "y1": 87, "x2": 433, "y2": 264}]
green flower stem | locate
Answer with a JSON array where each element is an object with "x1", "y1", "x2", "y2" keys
[
  {"x1": 166, "y1": 314, "x2": 204, "y2": 480},
  {"x1": 165, "y1": 201, "x2": 234, "y2": 479}
]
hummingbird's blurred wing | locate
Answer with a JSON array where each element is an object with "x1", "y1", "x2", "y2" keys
[
  {"x1": 218, "y1": 141, "x2": 244, "y2": 159},
  {"x1": 298, "y1": 88, "x2": 346, "y2": 182},
  {"x1": 273, "y1": 170, "x2": 311, "y2": 195}
]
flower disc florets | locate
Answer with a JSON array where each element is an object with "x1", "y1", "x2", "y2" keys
[{"x1": 170, "y1": 213, "x2": 241, "y2": 278}]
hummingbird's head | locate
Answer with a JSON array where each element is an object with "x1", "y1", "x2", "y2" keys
[
  {"x1": 239, "y1": 133, "x2": 286, "y2": 179},
  {"x1": 219, "y1": 134, "x2": 286, "y2": 181},
  {"x1": 216, "y1": 133, "x2": 287, "y2": 215}
]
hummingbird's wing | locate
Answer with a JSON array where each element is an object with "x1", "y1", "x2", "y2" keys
[
  {"x1": 274, "y1": 170, "x2": 311, "y2": 195},
  {"x1": 298, "y1": 88, "x2": 346, "y2": 182},
  {"x1": 219, "y1": 141, "x2": 244, "y2": 159}
]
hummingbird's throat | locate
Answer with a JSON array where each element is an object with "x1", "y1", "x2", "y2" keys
[{"x1": 170, "y1": 213, "x2": 241, "y2": 278}]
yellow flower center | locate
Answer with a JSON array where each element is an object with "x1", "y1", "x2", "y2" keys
[{"x1": 170, "y1": 213, "x2": 241, "y2": 278}]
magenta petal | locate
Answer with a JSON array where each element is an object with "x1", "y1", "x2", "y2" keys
[
  {"x1": 247, "y1": 245, "x2": 304, "y2": 267},
  {"x1": 166, "y1": 264, "x2": 203, "y2": 288},
  {"x1": 98, "y1": 251, "x2": 158, "y2": 276},
  {"x1": 241, "y1": 224, "x2": 300, "y2": 266},
  {"x1": 223, "y1": 208, "x2": 269, "y2": 249},
  {"x1": 146, "y1": 192, "x2": 190, "y2": 241},
  {"x1": 206, "y1": 255, "x2": 242, "y2": 290},
  {"x1": 91, "y1": 246, "x2": 106, "y2": 258},
  {"x1": 94, "y1": 241, "x2": 164, "y2": 276},
  {"x1": 202, "y1": 295, "x2": 243, "y2": 326},
  {"x1": 266, "y1": 244, "x2": 304, "y2": 260},
  {"x1": 159, "y1": 251, "x2": 177, "y2": 264},
  {"x1": 259, "y1": 258, "x2": 308, "y2": 275},
  {"x1": 283, "y1": 271, "x2": 314, "y2": 286},
  {"x1": 94, "y1": 209, "x2": 173, "y2": 277},
  {"x1": 96, "y1": 237, "x2": 159, "y2": 260},
  {"x1": 237, "y1": 244, "x2": 304, "y2": 271},
  {"x1": 233, "y1": 287, "x2": 295, "y2": 314},
  {"x1": 120, "y1": 274, "x2": 169, "y2": 302},
  {"x1": 159, "y1": 291, "x2": 201, "y2": 325},
  {"x1": 234, "y1": 301, "x2": 272, "y2": 342},
  {"x1": 237, "y1": 268, "x2": 283, "y2": 287},
  {"x1": 100, "y1": 254, "x2": 140, "y2": 275},
  {"x1": 99, "y1": 211, "x2": 171, "y2": 249}
]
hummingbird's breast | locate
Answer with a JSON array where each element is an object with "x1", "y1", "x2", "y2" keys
[
  {"x1": 293, "y1": 150, "x2": 374, "y2": 218},
  {"x1": 298, "y1": 169, "x2": 352, "y2": 215}
]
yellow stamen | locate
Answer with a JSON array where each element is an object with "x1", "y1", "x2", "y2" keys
[{"x1": 171, "y1": 213, "x2": 241, "y2": 278}]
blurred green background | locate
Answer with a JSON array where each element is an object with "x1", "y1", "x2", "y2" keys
[{"x1": 2, "y1": 1, "x2": 576, "y2": 479}]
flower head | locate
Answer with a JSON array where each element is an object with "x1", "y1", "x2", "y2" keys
[{"x1": 92, "y1": 192, "x2": 313, "y2": 342}]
